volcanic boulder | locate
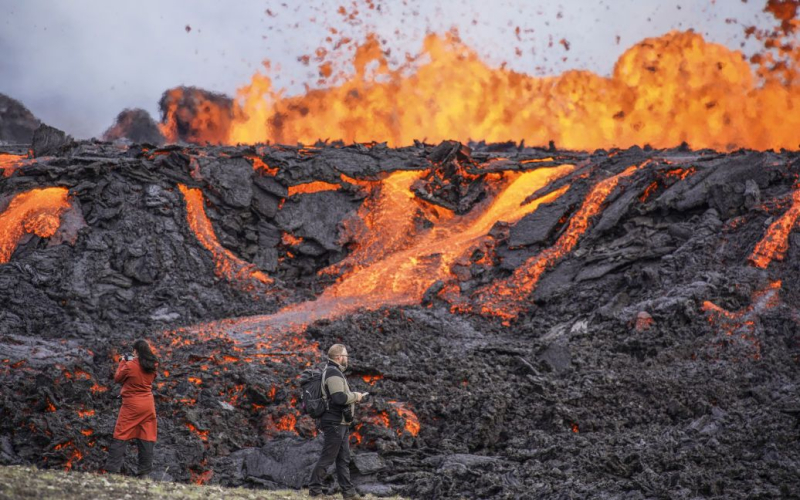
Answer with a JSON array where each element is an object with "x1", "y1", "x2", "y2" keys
[
  {"x1": 0, "y1": 94, "x2": 41, "y2": 144},
  {"x1": 159, "y1": 86, "x2": 234, "y2": 145},
  {"x1": 102, "y1": 108, "x2": 165, "y2": 145}
]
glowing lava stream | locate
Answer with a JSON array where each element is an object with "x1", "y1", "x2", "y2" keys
[
  {"x1": 749, "y1": 187, "x2": 800, "y2": 269},
  {"x1": 0, "y1": 187, "x2": 72, "y2": 263},
  {"x1": 178, "y1": 184, "x2": 272, "y2": 289},
  {"x1": 184, "y1": 165, "x2": 574, "y2": 338},
  {"x1": 0, "y1": 154, "x2": 29, "y2": 178},
  {"x1": 476, "y1": 163, "x2": 644, "y2": 320}
]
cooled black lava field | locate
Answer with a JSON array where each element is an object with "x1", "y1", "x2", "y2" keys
[{"x1": 1, "y1": 133, "x2": 799, "y2": 499}]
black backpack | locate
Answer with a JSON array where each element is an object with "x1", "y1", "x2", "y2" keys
[{"x1": 299, "y1": 364, "x2": 329, "y2": 418}]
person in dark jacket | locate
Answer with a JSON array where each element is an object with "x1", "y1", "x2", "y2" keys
[
  {"x1": 105, "y1": 339, "x2": 158, "y2": 477},
  {"x1": 308, "y1": 344, "x2": 367, "y2": 498}
]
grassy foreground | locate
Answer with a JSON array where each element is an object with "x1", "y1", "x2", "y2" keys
[{"x1": 0, "y1": 465, "x2": 400, "y2": 500}]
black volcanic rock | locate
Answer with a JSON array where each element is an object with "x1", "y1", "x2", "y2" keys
[
  {"x1": 0, "y1": 93, "x2": 40, "y2": 143},
  {"x1": 31, "y1": 124, "x2": 72, "y2": 157},
  {"x1": 102, "y1": 108, "x2": 165, "y2": 145}
]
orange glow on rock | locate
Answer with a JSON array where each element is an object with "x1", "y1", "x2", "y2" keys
[
  {"x1": 276, "y1": 414, "x2": 297, "y2": 432},
  {"x1": 702, "y1": 280, "x2": 782, "y2": 359},
  {"x1": 190, "y1": 469, "x2": 214, "y2": 485},
  {"x1": 64, "y1": 448, "x2": 83, "y2": 471},
  {"x1": 361, "y1": 374, "x2": 383, "y2": 384},
  {"x1": 749, "y1": 188, "x2": 800, "y2": 269},
  {"x1": 77, "y1": 408, "x2": 95, "y2": 418},
  {"x1": 388, "y1": 401, "x2": 420, "y2": 436},
  {"x1": 90, "y1": 383, "x2": 108, "y2": 394},
  {"x1": 0, "y1": 187, "x2": 72, "y2": 264},
  {"x1": 178, "y1": 184, "x2": 272, "y2": 289},
  {"x1": 281, "y1": 232, "x2": 304, "y2": 246},
  {"x1": 185, "y1": 422, "x2": 209, "y2": 442}
]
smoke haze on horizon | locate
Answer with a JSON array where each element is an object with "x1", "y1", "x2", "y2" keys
[{"x1": 0, "y1": 0, "x2": 776, "y2": 139}]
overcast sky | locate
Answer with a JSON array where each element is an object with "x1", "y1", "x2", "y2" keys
[{"x1": 0, "y1": 0, "x2": 778, "y2": 139}]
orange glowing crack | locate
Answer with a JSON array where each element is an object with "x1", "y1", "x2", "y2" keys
[
  {"x1": 0, "y1": 187, "x2": 72, "y2": 264},
  {"x1": 478, "y1": 163, "x2": 643, "y2": 320},
  {"x1": 77, "y1": 408, "x2": 95, "y2": 418},
  {"x1": 639, "y1": 181, "x2": 659, "y2": 203},
  {"x1": 282, "y1": 232, "x2": 303, "y2": 246},
  {"x1": 245, "y1": 155, "x2": 279, "y2": 175},
  {"x1": 702, "y1": 280, "x2": 782, "y2": 359},
  {"x1": 520, "y1": 157, "x2": 555, "y2": 164},
  {"x1": 287, "y1": 181, "x2": 341, "y2": 196},
  {"x1": 749, "y1": 188, "x2": 800, "y2": 269},
  {"x1": 185, "y1": 422, "x2": 209, "y2": 442},
  {"x1": 90, "y1": 383, "x2": 108, "y2": 394},
  {"x1": 191, "y1": 469, "x2": 214, "y2": 485},
  {"x1": 178, "y1": 184, "x2": 272, "y2": 288}
]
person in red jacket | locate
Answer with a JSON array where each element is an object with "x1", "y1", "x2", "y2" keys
[{"x1": 104, "y1": 339, "x2": 158, "y2": 476}]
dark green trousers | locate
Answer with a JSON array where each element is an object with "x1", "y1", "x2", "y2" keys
[{"x1": 105, "y1": 438, "x2": 155, "y2": 477}]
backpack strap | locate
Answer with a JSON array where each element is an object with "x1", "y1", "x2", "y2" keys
[{"x1": 321, "y1": 364, "x2": 330, "y2": 409}]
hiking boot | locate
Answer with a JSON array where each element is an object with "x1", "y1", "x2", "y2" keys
[
  {"x1": 342, "y1": 490, "x2": 362, "y2": 499},
  {"x1": 308, "y1": 490, "x2": 324, "y2": 497}
]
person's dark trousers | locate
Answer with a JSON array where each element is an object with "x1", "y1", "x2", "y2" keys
[
  {"x1": 308, "y1": 423, "x2": 354, "y2": 496},
  {"x1": 135, "y1": 439, "x2": 155, "y2": 477},
  {"x1": 105, "y1": 438, "x2": 155, "y2": 476}
]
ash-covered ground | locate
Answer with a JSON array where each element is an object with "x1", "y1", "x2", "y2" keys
[{"x1": 1, "y1": 130, "x2": 799, "y2": 498}]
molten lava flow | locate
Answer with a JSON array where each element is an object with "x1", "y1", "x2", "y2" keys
[
  {"x1": 0, "y1": 188, "x2": 72, "y2": 264},
  {"x1": 181, "y1": 165, "x2": 572, "y2": 341},
  {"x1": 749, "y1": 187, "x2": 800, "y2": 268},
  {"x1": 178, "y1": 184, "x2": 272, "y2": 289},
  {"x1": 277, "y1": 165, "x2": 574, "y2": 324},
  {"x1": 153, "y1": 28, "x2": 800, "y2": 151},
  {"x1": 477, "y1": 163, "x2": 643, "y2": 320},
  {"x1": 0, "y1": 153, "x2": 28, "y2": 177},
  {"x1": 287, "y1": 181, "x2": 342, "y2": 196}
]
